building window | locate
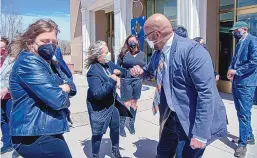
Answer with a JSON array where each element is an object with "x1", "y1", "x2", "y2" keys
[
  {"x1": 155, "y1": 0, "x2": 177, "y2": 21},
  {"x1": 237, "y1": 0, "x2": 257, "y2": 8},
  {"x1": 145, "y1": 0, "x2": 177, "y2": 62},
  {"x1": 220, "y1": 0, "x2": 234, "y2": 10},
  {"x1": 237, "y1": 12, "x2": 257, "y2": 36},
  {"x1": 219, "y1": 12, "x2": 234, "y2": 80}
]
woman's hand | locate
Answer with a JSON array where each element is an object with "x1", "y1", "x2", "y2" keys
[
  {"x1": 59, "y1": 84, "x2": 71, "y2": 93},
  {"x1": 113, "y1": 69, "x2": 121, "y2": 76},
  {"x1": 110, "y1": 74, "x2": 118, "y2": 81},
  {"x1": 0, "y1": 88, "x2": 9, "y2": 99}
]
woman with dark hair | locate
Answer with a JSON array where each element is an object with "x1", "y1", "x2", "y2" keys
[
  {"x1": 117, "y1": 34, "x2": 146, "y2": 137},
  {"x1": 9, "y1": 19, "x2": 73, "y2": 158}
]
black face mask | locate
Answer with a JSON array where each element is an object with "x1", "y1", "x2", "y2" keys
[
  {"x1": 37, "y1": 44, "x2": 57, "y2": 61},
  {"x1": 128, "y1": 41, "x2": 137, "y2": 49},
  {"x1": 232, "y1": 31, "x2": 243, "y2": 40}
]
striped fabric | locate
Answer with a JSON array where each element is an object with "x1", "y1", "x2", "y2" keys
[{"x1": 152, "y1": 52, "x2": 165, "y2": 115}]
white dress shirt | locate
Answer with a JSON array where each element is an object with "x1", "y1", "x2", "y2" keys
[{"x1": 162, "y1": 34, "x2": 175, "y2": 111}]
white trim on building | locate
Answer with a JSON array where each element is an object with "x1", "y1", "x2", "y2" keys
[{"x1": 81, "y1": 0, "x2": 133, "y2": 71}]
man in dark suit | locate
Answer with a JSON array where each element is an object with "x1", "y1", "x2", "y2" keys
[
  {"x1": 131, "y1": 13, "x2": 227, "y2": 157},
  {"x1": 227, "y1": 21, "x2": 257, "y2": 158}
]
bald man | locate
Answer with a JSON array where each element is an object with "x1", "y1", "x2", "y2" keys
[{"x1": 131, "y1": 14, "x2": 227, "y2": 157}]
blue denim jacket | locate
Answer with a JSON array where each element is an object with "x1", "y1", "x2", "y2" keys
[
  {"x1": 9, "y1": 51, "x2": 70, "y2": 136},
  {"x1": 144, "y1": 34, "x2": 227, "y2": 144},
  {"x1": 229, "y1": 34, "x2": 257, "y2": 86},
  {"x1": 86, "y1": 62, "x2": 132, "y2": 135}
]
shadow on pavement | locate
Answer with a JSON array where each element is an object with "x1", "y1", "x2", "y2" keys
[
  {"x1": 81, "y1": 138, "x2": 125, "y2": 158},
  {"x1": 219, "y1": 133, "x2": 239, "y2": 151},
  {"x1": 133, "y1": 138, "x2": 158, "y2": 158}
]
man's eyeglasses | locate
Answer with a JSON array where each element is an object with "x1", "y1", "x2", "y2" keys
[{"x1": 143, "y1": 30, "x2": 157, "y2": 39}]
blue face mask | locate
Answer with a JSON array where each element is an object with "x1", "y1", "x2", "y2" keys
[{"x1": 37, "y1": 44, "x2": 56, "y2": 60}]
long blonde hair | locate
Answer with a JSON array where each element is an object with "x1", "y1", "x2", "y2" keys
[
  {"x1": 10, "y1": 19, "x2": 60, "y2": 59},
  {"x1": 85, "y1": 40, "x2": 106, "y2": 69}
]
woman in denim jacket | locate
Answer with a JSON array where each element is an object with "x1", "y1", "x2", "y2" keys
[
  {"x1": 86, "y1": 41, "x2": 132, "y2": 158},
  {"x1": 9, "y1": 19, "x2": 73, "y2": 158}
]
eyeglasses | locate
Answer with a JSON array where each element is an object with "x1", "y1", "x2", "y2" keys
[{"x1": 143, "y1": 30, "x2": 157, "y2": 39}]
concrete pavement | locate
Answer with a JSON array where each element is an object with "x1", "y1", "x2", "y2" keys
[{"x1": 1, "y1": 74, "x2": 257, "y2": 158}]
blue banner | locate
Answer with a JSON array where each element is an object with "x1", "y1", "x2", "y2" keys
[{"x1": 131, "y1": 16, "x2": 146, "y2": 51}]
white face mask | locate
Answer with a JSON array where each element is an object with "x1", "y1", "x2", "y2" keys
[
  {"x1": 145, "y1": 37, "x2": 154, "y2": 49},
  {"x1": 105, "y1": 52, "x2": 112, "y2": 62},
  {"x1": 100, "y1": 52, "x2": 112, "y2": 64}
]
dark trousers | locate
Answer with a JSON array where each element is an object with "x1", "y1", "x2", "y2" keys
[
  {"x1": 157, "y1": 112, "x2": 205, "y2": 158},
  {"x1": 92, "y1": 107, "x2": 120, "y2": 156},
  {"x1": 1, "y1": 99, "x2": 12, "y2": 148},
  {"x1": 232, "y1": 83, "x2": 256, "y2": 147},
  {"x1": 13, "y1": 135, "x2": 72, "y2": 158}
]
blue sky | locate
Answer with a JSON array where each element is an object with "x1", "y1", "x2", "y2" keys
[{"x1": 2, "y1": 0, "x2": 70, "y2": 40}]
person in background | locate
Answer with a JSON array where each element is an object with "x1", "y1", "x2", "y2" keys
[
  {"x1": 53, "y1": 47, "x2": 76, "y2": 125},
  {"x1": 117, "y1": 35, "x2": 146, "y2": 137},
  {"x1": 86, "y1": 41, "x2": 133, "y2": 158},
  {"x1": 0, "y1": 37, "x2": 9, "y2": 67},
  {"x1": 0, "y1": 37, "x2": 14, "y2": 154},
  {"x1": 55, "y1": 47, "x2": 73, "y2": 79},
  {"x1": 52, "y1": 48, "x2": 77, "y2": 125},
  {"x1": 9, "y1": 19, "x2": 72, "y2": 158},
  {"x1": 193, "y1": 36, "x2": 205, "y2": 44},
  {"x1": 227, "y1": 21, "x2": 257, "y2": 158},
  {"x1": 193, "y1": 37, "x2": 220, "y2": 81},
  {"x1": 130, "y1": 13, "x2": 227, "y2": 157},
  {"x1": 172, "y1": 25, "x2": 188, "y2": 38}
]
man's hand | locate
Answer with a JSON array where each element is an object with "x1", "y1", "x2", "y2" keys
[
  {"x1": 113, "y1": 69, "x2": 121, "y2": 76},
  {"x1": 130, "y1": 65, "x2": 144, "y2": 77},
  {"x1": 110, "y1": 74, "x2": 118, "y2": 81},
  {"x1": 116, "y1": 77, "x2": 121, "y2": 89},
  {"x1": 215, "y1": 75, "x2": 220, "y2": 81},
  {"x1": 227, "y1": 69, "x2": 236, "y2": 81},
  {"x1": 0, "y1": 88, "x2": 9, "y2": 99},
  {"x1": 190, "y1": 138, "x2": 206, "y2": 149},
  {"x1": 59, "y1": 84, "x2": 71, "y2": 93}
]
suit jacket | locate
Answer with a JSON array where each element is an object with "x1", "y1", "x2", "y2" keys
[
  {"x1": 229, "y1": 34, "x2": 257, "y2": 86},
  {"x1": 144, "y1": 34, "x2": 227, "y2": 144}
]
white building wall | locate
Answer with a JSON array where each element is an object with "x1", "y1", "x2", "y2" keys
[
  {"x1": 177, "y1": 0, "x2": 207, "y2": 40},
  {"x1": 81, "y1": 0, "x2": 132, "y2": 68}
]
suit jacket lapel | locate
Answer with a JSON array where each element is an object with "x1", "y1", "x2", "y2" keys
[{"x1": 160, "y1": 34, "x2": 179, "y2": 127}]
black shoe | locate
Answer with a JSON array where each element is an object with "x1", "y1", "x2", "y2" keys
[
  {"x1": 234, "y1": 146, "x2": 247, "y2": 158},
  {"x1": 112, "y1": 146, "x2": 122, "y2": 158},
  {"x1": 232, "y1": 138, "x2": 255, "y2": 145},
  {"x1": 119, "y1": 117, "x2": 126, "y2": 137},
  {"x1": 1, "y1": 146, "x2": 13, "y2": 154}
]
